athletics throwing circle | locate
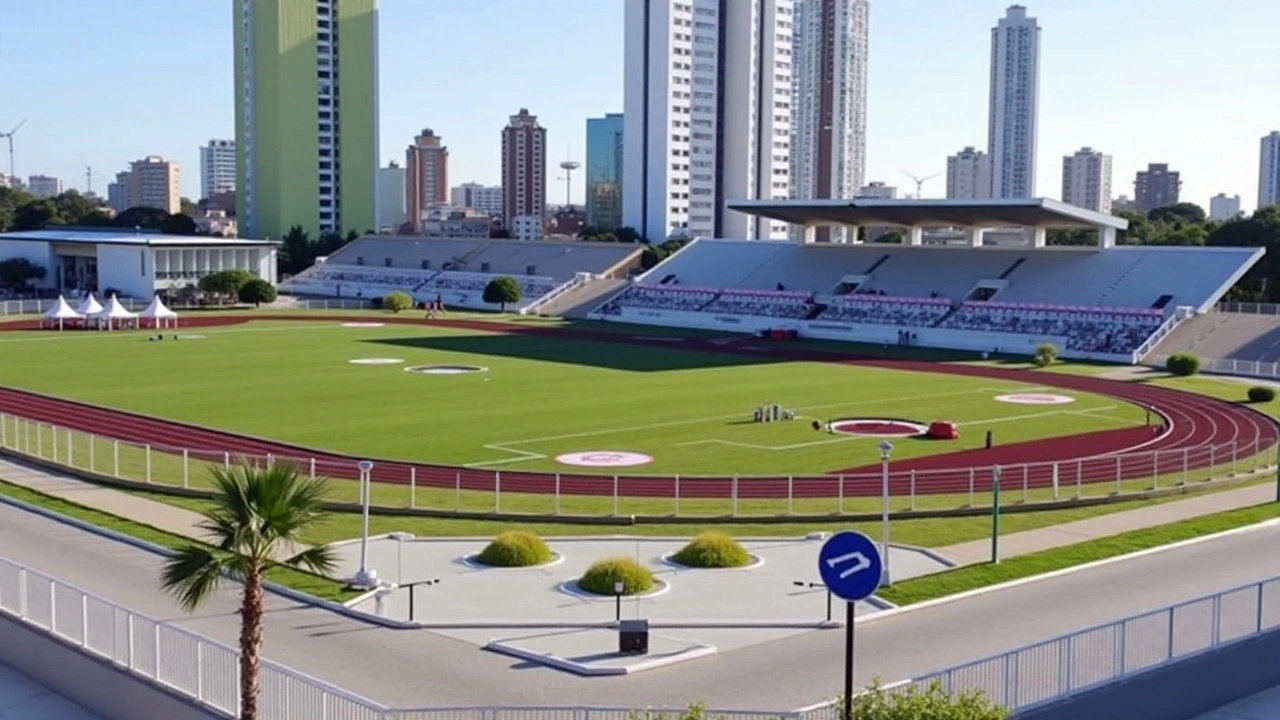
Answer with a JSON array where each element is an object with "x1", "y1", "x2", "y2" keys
[
  {"x1": 404, "y1": 365, "x2": 489, "y2": 375},
  {"x1": 341, "y1": 322, "x2": 386, "y2": 328},
  {"x1": 829, "y1": 419, "x2": 929, "y2": 437},
  {"x1": 556, "y1": 451, "x2": 654, "y2": 468},
  {"x1": 348, "y1": 357, "x2": 405, "y2": 365},
  {"x1": 994, "y1": 393, "x2": 1075, "y2": 405}
]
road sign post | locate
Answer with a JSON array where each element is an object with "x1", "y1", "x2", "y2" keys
[{"x1": 818, "y1": 531, "x2": 884, "y2": 720}]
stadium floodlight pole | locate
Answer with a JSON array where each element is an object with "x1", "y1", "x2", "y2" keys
[
  {"x1": 878, "y1": 440, "x2": 893, "y2": 587},
  {"x1": 353, "y1": 460, "x2": 378, "y2": 588}
]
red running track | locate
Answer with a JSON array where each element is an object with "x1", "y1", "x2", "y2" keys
[{"x1": 0, "y1": 314, "x2": 1274, "y2": 499}]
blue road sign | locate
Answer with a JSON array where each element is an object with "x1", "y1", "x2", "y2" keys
[{"x1": 818, "y1": 531, "x2": 884, "y2": 602}]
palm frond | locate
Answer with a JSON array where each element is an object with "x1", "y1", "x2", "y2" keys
[
  {"x1": 282, "y1": 544, "x2": 339, "y2": 577},
  {"x1": 160, "y1": 545, "x2": 232, "y2": 612}
]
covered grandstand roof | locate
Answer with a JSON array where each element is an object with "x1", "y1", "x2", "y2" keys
[{"x1": 726, "y1": 198, "x2": 1129, "y2": 231}]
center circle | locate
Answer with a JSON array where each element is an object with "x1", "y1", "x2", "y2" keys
[
  {"x1": 994, "y1": 393, "x2": 1076, "y2": 405},
  {"x1": 341, "y1": 322, "x2": 386, "y2": 328},
  {"x1": 555, "y1": 451, "x2": 654, "y2": 468},
  {"x1": 404, "y1": 364, "x2": 489, "y2": 375},
  {"x1": 349, "y1": 357, "x2": 404, "y2": 365},
  {"x1": 830, "y1": 418, "x2": 930, "y2": 437}
]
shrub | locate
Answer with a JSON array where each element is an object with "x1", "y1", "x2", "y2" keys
[
  {"x1": 1248, "y1": 386, "x2": 1276, "y2": 403},
  {"x1": 578, "y1": 557, "x2": 654, "y2": 596},
  {"x1": 1165, "y1": 353, "x2": 1200, "y2": 376},
  {"x1": 1032, "y1": 343, "x2": 1058, "y2": 368},
  {"x1": 671, "y1": 532, "x2": 752, "y2": 568},
  {"x1": 382, "y1": 291, "x2": 413, "y2": 313},
  {"x1": 843, "y1": 678, "x2": 1008, "y2": 720},
  {"x1": 474, "y1": 531, "x2": 553, "y2": 567},
  {"x1": 237, "y1": 278, "x2": 277, "y2": 307}
]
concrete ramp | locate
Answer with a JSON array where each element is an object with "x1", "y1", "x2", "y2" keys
[
  {"x1": 536, "y1": 277, "x2": 630, "y2": 318},
  {"x1": 1151, "y1": 312, "x2": 1280, "y2": 363}
]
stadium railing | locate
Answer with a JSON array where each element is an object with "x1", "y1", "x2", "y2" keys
[
  {"x1": 0, "y1": 413, "x2": 1273, "y2": 522},
  {"x1": 1216, "y1": 301, "x2": 1280, "y2": 315},
  {"x1": 0, "y1": 554, "x2": 816, "y2": 720},
  {"x1": 1145, "y1": 354, "x2": 1280, "y2": 381}
]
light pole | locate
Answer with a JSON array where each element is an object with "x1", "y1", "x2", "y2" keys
[
  {"x1": 353, "y1": 460, "x2": 378, "y2": 588},
  {"x1": 878, "y1": 440, "x2": 893, "y2": 587},
  {"x1": 614, "y1": 580, "x2": 625, "y2": 624}
]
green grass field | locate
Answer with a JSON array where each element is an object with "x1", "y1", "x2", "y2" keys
[{"x1": 0, "y1": 319, "x2": 1146, "y2": 475}]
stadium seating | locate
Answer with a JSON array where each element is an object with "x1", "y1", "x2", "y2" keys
[
  {"x1": 942, "y1": 301, "x2": 1165, "y2": 354},
  {"x1": 597, "y1": 285, "x2": 717, "y2": 315},
  {"x1": 817, "y1": 295, "x2": 952, "y2": 326}
]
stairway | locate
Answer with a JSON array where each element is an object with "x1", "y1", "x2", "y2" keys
[{"x1": 535, "y1": 278, "x2": 631, "y2": 319}]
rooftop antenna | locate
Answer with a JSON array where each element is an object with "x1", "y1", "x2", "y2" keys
[
  {"x1": 0, "y1": 119, "x2": 27, "y2": 184},
  {"x1": 557, "y1": 145, "x2": 580, "y2": 209},
  {"x1": 84, "y1": 164, "x2": 93, "y2": 195},
  {"x1": 900, "y1": 169, "x2": 941, "y2": 199}
]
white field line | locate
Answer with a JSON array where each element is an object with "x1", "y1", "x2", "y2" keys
[{"x1": 0, "y1": 322, "x2": 348, "y2": 344}]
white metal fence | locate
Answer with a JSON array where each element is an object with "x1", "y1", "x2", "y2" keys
[
  {"x1": 0, "y1": 412, "x2": 1274, "y2": 520},
  {"x1": 1146, "y1": 354, "x2": 1280, "y2": 381},
  {"x1": 0, "y1": 298, "x2": 147, "y2": 316},
  {"x1": 1216, "y1": 302, "x2": 1280, "y2": 316},
  {"x1": 893, "y1": 575, "x2": 1280, "y2": 714}
]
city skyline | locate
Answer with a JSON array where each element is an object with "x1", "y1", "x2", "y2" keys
[{"x1": 2, "y1": 0, "x2": 1279, "y2": 215}]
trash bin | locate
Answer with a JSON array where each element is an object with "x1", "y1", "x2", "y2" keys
[{"x1": 618, "y1": 619, "x2": 649, "y2": 655}]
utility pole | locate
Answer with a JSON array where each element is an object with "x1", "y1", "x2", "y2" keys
[{"x1": 84, "y1": 165, "x2": 94, "y2": 196}]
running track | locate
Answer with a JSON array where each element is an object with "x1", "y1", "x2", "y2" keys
[{"x1": 0, "y1": 314, "x2": 1274, "y2": 499}]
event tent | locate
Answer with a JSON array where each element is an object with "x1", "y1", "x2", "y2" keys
[
  {"x1": 75, "y1": 293, "x2": 104, "y2": 316},
  {"x1": 40, "y1": 296, "x2": 85, "y2": 330},
  {"x1": 139, "y1": 296, "x2": 179, "y2": 329},
  {"x1": 89, "y1": 295, "x2": 139, "y2": 331}
]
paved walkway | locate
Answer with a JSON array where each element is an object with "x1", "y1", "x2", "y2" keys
[{"x1": 0, "y1": 455, "x2": 1274, "y2": 566}]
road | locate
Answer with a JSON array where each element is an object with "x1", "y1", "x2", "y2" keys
[{"x1": 2, "y1": 501, "x2": 1278, "y2": 711}]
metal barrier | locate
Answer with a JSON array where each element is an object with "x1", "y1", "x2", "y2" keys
[
  {"x1": 1146, "y1": 354, "x2": 1280, "y2": 381},
  {"x1": 889, "y1": 575, "x2": 1280, "y2": 715},
  {"x1": 1216, "y1": 302, "x2": 1280, "y2": 316},
  {"x1": 0, "y1": 298, "x2": 146, "y2": 316},
  {"x1": 0, "y1": 412, "x2": 1274, "y2": 520}
]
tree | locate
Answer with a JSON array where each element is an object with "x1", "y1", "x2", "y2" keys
[
  {"x1": 844, "y1": 679, "x2": 1008, "y2": 720},
  {"x1": 113, "y1": 206, "x2": 170, "y2": 230},
  {"x1": 0, "y1": 258, "x2": 47, "y2": 291},
  {"x1": 160, "y1": 462, "x2": 337, "y2": 720},
  {"x1": 382, "y1": 290, "x2": 413, "y2": 312},
  {"x1": 11, "y1": 199, "x2": 64, "y2": 231},
  {"x1": 238, "y1": 278, "x2": 278, "y2": 307},
  {"x1": 1033, "y1": 343, "x2": 1059, "y2": 367},
  {"x1": 199, "y1": 269, "x2": 255, "y2": 302},
  {"x1": 180, "y1": 197, "x2": 199, "y2": 218},
  {"x1": 278, "y1": 226, "x2": 313, "y2": 276},
  {"x1": 482, "y1": 276, "x2": 522, "y2": 311},
  {"x1": 1165, "y1": 353, "x2": 1201, "y2": 377},
  {"x1": 160, "y1": 212, "x2": 199, "y2": 236},
  {"x1": 1149, "y1": 202, "x2": 1207, "y2": 226},
  {"x1": 614, "y1": 226, "x2": 643, "y2": 244}
]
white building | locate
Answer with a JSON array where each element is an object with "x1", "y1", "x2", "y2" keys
[
  {"x1": 790, "y1": 0, "x2": 869, "y2": 243},
  {"x1": 0, "y1": 228, "x2": 277, "y2": 298},
  {"x1": 1209, "y1": 193, "x2": 1242, "y2": 221},
  {"x1": 987, "y1": 5, "x2": 1041, "y2": 198},
  {"x1": 26, "y1": 175, "x2": 62, "y2": 199},
  {"x1": 451, "y1": 183, "x2": 503, "y2": 218},
  {"x1": 856, "y1": 181, "x2": 896, "y2": 199},
  {"x1": 199, "y1": 139, "x2": 236, "y2": 199},
  {"x1": 623, "y1": 0, "x2": 794, "y2": 241},
  {"x1": 1060, "y1": 147, "x2": 1112, "y2": 214},
  {"x1": 1260, "y1": 131, "x2": 1280, "y2": 210},
  {"x1": 511, "y1": 214, "x2": 544, "y2": 241},
  {"x1": 946, "y1": 147, "x2": 992, "y2": 200},
  {"x1": 377, "y1": 162, "x2": 407, "y2": 231}
]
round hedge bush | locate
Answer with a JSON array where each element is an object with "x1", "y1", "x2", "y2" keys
[
  {"x1": 1165, "y1": 353, "x2": 1201, "y2": 377},
  {"x1": 1248, "y1": 386, "x2": 1276, "y2": 403},
  {"x1": 578, "y1": 557, "x2": 655, "y2": 596},
  {"x1": 671, "y1": 532, "x2": 752, "y2": 568},
  {"x1": 474, "y1": 531, "x2": 553, "y2": 567}
]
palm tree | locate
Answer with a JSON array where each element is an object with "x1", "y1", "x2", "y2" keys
[{"x1": 161, "y1": 462, "x2": 337, "y2": 720}]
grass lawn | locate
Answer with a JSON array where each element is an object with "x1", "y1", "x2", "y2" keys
[
  {"x1": 0, "y1": 319, "x2": 1144, "y2": 476},
  {"x1": 0, "y1": 479, "x2": 357, "y2": 603}
]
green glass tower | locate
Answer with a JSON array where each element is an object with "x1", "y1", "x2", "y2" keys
[{"x1": 233, "y1": 0, "x2": 379, "y2": 240}]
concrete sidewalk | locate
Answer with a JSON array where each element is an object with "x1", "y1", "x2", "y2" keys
[{"x1": 0, "y1": 455, "x2": 1275, "y2": 566}]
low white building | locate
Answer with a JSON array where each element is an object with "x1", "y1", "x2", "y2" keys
[
  {"x1": 511, "y1": 214, "x2": 544, "y2": 241},
  {"x1": 0, "y1": 228, "x2": 277, "y2": 298}
]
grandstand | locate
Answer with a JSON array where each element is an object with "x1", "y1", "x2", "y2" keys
[
  {"x1": 280, "y1": 236, "x2": 643, "y2": 313},
  {"x1": 590, "y1": 199, "x2": 1265, "y2": 362}
]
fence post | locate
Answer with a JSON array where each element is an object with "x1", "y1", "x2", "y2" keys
[
  {"x1": 1183, "y1": 447, "x2": 1189, "y2": 485},
  {"x1": 1022, "y1": 465, "x2": 1028, "y2": 503},
  {"x1": 672, "y1": 475, "x2": 679, "y2": 516},
  {"x1": 554, "y1": 473, "x2": 562, "y2": 515},
  {"x1": 80, "y1": 594, "x2": 88, "y2": 647},
  {"x1": 196, "y1": 640, "x2": 204, "y2": 702},
  {"x1": 455, "y1": 471, "x2": 461, "y2": 511},
  {"x1": 309, "y1": 457, "x2": 316, "y2": 480},
  {"x1": 1152, "y1": 451, "x2": 1159, "y2": 490},
  {"x1": 49, "y1": 579, "x2": 56, "y2": 633},
  {"x1": 409, "y1": 467, "x2": 416, "y2": 509},
  {"x1": 1051, "y1": 462, "x2": 1059, "y2": 499},
  {"x1": 182, "y1": 450, "x2": 189, "y2": 489},
  {"x1": 144, "y1": 445, "x2": 151, "y2": 483},
  {"x1": 127, "y1": 613, "x2": 135, "y2": 668},
  {"x1": 787, "y1": 475, "x2": 794, "y2": 515},
  {"x1": 154, "y1": 624, "x2": 161, "y2": 678},
  {"x1": 1076, "y1": 460, "x2": 1083, "y2": 499},
  {"x1": 113, "y1": 440, "x2": 119, "y2": 478},
  {"x1": 65, "y1": 429, "x2": 74, "y2": 467},
  {"x1": 0, "y1": 413, "x2": 5, "y2": 449},
  {"x1": 968, "y1": 467, "x2": 975, "y2": 507},
  {"x1": 52, "y1": 425, "x2": 58, "y2": 463},
  {"x1": 613, "y1": 475, "x2": 620, "y2": 516},
  {"x1": 224, "y1": 451, "x2": 230, "y2": 470},
  {"x1": 37, "y1": 423, "x2": 43, "y2": 458},
  {"x1": 730, "y1": 475, "x2": 738, "y2": 517},
  {"x1": 89, "y1": 434, "x2": 95, "y2": 473},
  {"x1": 1115, "y1": 456, "x2": 1122, "y2": 494},
  {"x1": 494, "y1": 471, "x2": 502, "y2": 513},
  {"x1": 910, "y1": 470, "x2": 918, "y2": 511},
  {"x1": 837, "y1": 474, "x2": 845, "y2": 514},
  {"x1": 1167, "y1": 609, "x2": 1176, "y2": 660}
]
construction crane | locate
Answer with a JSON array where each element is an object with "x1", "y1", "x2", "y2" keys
[
  {"x1": 0, "y1": 119, "x2": 26, "y2": 185},
  {"x1": 900, "y1": 168, "x2": 941, "y2": 199}
]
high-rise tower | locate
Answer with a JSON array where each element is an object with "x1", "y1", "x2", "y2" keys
[
  {"x1": 234, "y1": 0, "x2": 379, "y2": 239},
  {"x1": 987, "y1": 5, "x2": 1041, "y2": 199}
]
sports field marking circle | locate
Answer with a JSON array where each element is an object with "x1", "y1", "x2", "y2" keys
[
  {"x1": 403, "y1": 364, "x2": 489, "y2": 375},
  {"x1": 341, "y1": 322, "x2": 386, "y2": 328},
  {"x1": 994, "y1": 393, "x2": 1076, "y2": 405},
  {"x1": 555, "y1": 451, "x2": 654, "y2": 468},
  {"x1": 175, "y1": 334, "x2": 206, "y2": 340},
  {"x1": 348, "y1": 357, "x2": 405, "y2": 365},
  {"x1": 830, "y1": 419, "x2": 929, "y2": 437}
]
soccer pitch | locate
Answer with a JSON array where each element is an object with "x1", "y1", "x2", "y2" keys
[{"x1": 0, "y1": 319, "x2": 1146, "y2": 475}]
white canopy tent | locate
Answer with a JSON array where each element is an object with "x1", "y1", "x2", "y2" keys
[
  {"x1": 89, "y1": 295, "x2": 139, "y2": 331},
  {"x1": 75, "y1": 293, "x2": 104, "y2": 316},
  {"x1": 40, "y1": 296, "x2": 86, "y2": 331},
  {"x1": 139, "y1": 296, "x2": 179, "y2": 329}
]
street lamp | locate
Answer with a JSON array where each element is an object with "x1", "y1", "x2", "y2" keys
[
  {"x1": 353, "y1": 460, "x2": 378, "y2": 588},
  {"x1": 878, "y1": 440, "x2": 894, "y2": 587},
  {"x1": 614, "y1": 580, "x2": 625, "y2": 623}
]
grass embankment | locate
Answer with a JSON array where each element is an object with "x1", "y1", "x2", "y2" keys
[
  {"x1": 879, "y1": 501, "x2": 1280, "y2": 606},
  {"x1": 0, "y1": 479, "x2": 358, "y2": 603}
]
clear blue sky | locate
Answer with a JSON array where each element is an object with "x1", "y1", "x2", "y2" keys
[{"x1": 2, "y1": 0, "x2": 1277, "y2": 211}]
